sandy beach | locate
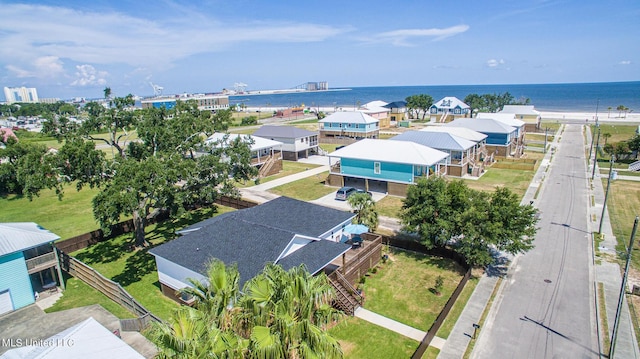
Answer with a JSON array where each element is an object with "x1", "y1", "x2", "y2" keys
[{"x1": 245, "y1": 105, "x2": 640, "y2": 124}]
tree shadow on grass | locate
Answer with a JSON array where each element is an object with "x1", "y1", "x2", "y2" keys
[
  {"x1": 111, "y1": 250, "x2": 156, "y2": 287},
  {"x1": 74, "y1": 234, "x2": 130, "y2": 265},
  {"x1": 393, "y1": 247, "x2": 466, "y2": 275},
  {"x1": 145, "y1": 205, "x2": 221, "y2": 245}
]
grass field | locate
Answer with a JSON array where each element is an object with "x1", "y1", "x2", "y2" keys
[
  {"x1": 0, "y1": 185, "x2": 100, "y2": 240},
  {"x1": 236, "y1": 161, "x2": 321, "y2": 188},
  {"x1": 268, "y1": 171, "x2": 335, "y2": 201},
  {"x1": 362, "y1": 248, "x2": 466, "y2": 331},
  {"x1": 329, "y1": 317, "x2": 418, "y2": 359}
]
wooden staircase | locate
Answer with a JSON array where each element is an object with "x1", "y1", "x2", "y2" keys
[
  {"x1": 328, "y1": 271, "x2": 363, "y2": 316},
  {"x1": 258, "y1": 155, "x2": 276, "y2": 178}
]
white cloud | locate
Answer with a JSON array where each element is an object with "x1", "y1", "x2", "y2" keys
[
  {"x1": 6, "y1": 64, "x2": 33, "y2": 78},
  {"x1": 70, "y1": 65, "x2": 108, "y2": 87},
  {"x1": 487, "y1": 59, "x2": 506, "y2": 68},
  {"x1": 33, "y1": 56, "x2": 65, "y2": 77},
  {"x1": 366, "y1": 25, "x2": 470, "y2": 46},
  {"x1": 619, "y1": 60, "x2": 631, "y2": 65},
  {"x1": 0, "y1": 3, "x2": 349, "y2": 75}
]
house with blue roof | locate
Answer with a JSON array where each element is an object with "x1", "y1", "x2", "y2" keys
[
  {"x1": 327, "y1": 139, "x2": 449, "y2": 196},
  {"x1": 429, "y1": 97, "x2": 471, "y2": 123},
  {"x1": 0, "y1": 223, "x2": 64, "y2": 315},
  {"x1": 445, "y1": 118, "x2": 518, "y2": 157},
  {"x1": 391, "y1": 131, "x2": 485, "y2": 177},
  {"x1": 318, "y1": 111, "x2": 379, "y2": 143},
  {"x1": 149, "y1": 197, "x2": 364, "y2": 306}
]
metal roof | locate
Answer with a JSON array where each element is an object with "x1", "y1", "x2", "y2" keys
[
  {"x1": 500, "y1": 105, "x2": 541, "y2": 115},
  {"x1": 419, "y1": 126, "x2": 488, "y2": 142},
  {"x1": 0, "y1": 223, "x2": 60, "y2": 257},
  {"x1": 318, "y1": 111, "x2": 379, "y2": 124},
  {"x1": 476, "y1": 113, "x2": 526, "y2": 128},
  {"x1": 431, "y1": 97, "x2": 470, "y2": 110},
  {"x1": 253, "y1": 125, "x2": 317, "y2": 139},
  {"x1": 329, "y1": 139, "x2": 449, "y2": 165},
  {"x1": 445, "y1": 118, "x2": 517, "y2": 134},
  {"x1": 2, "y1": 317, "x2": 144, "y2": 358},
  {"x1": 205, "y1": 133, "x2": 283, "y2": 151},
  {"x1": 391, "y1": 131, "x2": 476, "y2": 151}
]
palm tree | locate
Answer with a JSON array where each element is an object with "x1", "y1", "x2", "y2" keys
[
  {"x1": 347, "y1": 192, "x2": 379, "y2": 230},
  {"x1": 153, "y1": 261, "x2": 344, "y2": 359},
  {"x1": 241, "y1": 264, "x2": 343, "y2": 359},
  {"x1": 602, "y1": 133, "x2": 612, "y2": 146},
  {"x1": 608, "y1": 106, "x2": 612, "y2": 118},
  {"x1": 617, "y1": 105, "x2": 626, "y2": 118}
]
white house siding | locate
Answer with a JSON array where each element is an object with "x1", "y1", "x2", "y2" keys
[{"x1": 155, "y1": 256, "x2": 206, "y2": 290}]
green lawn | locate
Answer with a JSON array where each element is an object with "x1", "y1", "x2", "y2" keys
[
  {"x1": 45, "y1": 274, "x2": 135, "y2": 319},
  {"x1": 268, "y1": 171, "x2": 335, "y2": 200},
  {"x1": 436, "y1": 276, "x2": 479, "y2": 338},
  {"x1": 0, "y1": 185, "x2": 100, "y2": 240},
  {"x1": 329, "y1": 317, "x2": 418, "y2": 359},
  {"x1": 237, "y1": 161, "x2": 321, "y2": 188},
  {"x1": 376, "y1": 195, "x2": 403, "y2": 219},
  {"x1": 591, "y1": 124, "x2": 637, "y2": 144},
  {"x1": 362, "y1": 248, "x2": 465, "y2": 331},
  {"x1": 464, "y1": 167, "x2": 535, "y2": 198}
]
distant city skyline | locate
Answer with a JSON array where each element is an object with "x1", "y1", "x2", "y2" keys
[{"x1": 1, "y1": 1, "x2": 638, "y2": 101}]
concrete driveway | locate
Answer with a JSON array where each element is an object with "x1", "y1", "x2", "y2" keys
[{"x1": 311, "y1": 190, "x2": 387, "y2": 211}]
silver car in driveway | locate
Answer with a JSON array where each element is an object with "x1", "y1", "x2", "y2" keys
[{"x1": 335, "y1": 186, "x2": 356, "y2": 200}]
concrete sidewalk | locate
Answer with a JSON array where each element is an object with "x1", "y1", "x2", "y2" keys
[{"x1": 354, "y1": 307, "x2": 427, "y2": 342}]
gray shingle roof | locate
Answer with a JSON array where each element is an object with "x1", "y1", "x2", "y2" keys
[
  {"x1": 150, "y1": 197, "x2": 355, "y2": 286},
  {"x1": 445, "y1": 118, "x2": 516, "y2": 134},
  {"x1": 253, "y1": 125, "x2": 317, "y2": 139},
  {"x1": 391, "y1": 131, "x2": 476, "y2": 151}
]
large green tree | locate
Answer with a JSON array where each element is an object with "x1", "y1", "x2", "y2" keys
[
  {"x1": 405, "y1": 94, "x2": 434, "y2": 121},
  {"x1": 153, "y1": 261, "x2": 343, "y2": 359},
  {"x1": 401, "y1": 177, "x2": 538, "y2": 266},
  {"x1": 464, "y1": 92, "x2": 528, "y2": 114}
]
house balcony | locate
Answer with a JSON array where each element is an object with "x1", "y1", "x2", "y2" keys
[{"x1": 25, "y1": 251, "x2": 58, "y2": 274}]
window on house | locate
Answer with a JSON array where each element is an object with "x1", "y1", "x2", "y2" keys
[{"x1": 374, "y1": 162, "x2": 381, "y2": 174}]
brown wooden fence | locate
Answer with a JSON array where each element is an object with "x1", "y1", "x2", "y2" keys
[
  {"x1": 57, "y1": 249, "x2": 162, "y2": 329},
  {"x1": 341, "y1": 233, "x2": 383, "y2": 286},
  {"x1": 55, "y1": 220, "x2": 136, "y2": 253},
  {"x1": 379, "y1": 235, "x2": 473, "y2": 359}
]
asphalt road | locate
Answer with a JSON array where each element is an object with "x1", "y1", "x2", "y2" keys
[{"x1": 473, "y1": 124, "x2": 600, "y2": 358}]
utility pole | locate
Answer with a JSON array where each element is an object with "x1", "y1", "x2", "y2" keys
[
  {"x1": 544, "y1": 127, "x2": 549, "y2": 153},
  {"x1": 610, "y1": 216, "x2": 639, "y2": 358},
  {"x1": 591, "y1": 127, "x2": 601, "y2": 180},
  {"x1": 599, "y1": 155, "x2": 615, "y2": 234}
]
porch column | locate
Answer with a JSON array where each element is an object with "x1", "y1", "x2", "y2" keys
[
  {"x1": 53, "y1": 247, "x2": 66, "y2": 290},
  {"x1": 365, "y1": 178, "x2": 369, "y2": 191},
  {"x1": 342, "y1": 253, "x2": 346, "y2": 275}
]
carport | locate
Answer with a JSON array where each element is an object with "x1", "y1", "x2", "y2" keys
[{"x1": 343, "y1": 176, "x2": 388, "y2": 194}]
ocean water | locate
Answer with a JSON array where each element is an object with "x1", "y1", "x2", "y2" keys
[{"x1": 230, "y1": 81, "x2": 640, "y2": 113}]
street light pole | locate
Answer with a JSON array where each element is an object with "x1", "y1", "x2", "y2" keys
[
  {"x1": 591, "y1": 128, "x2": 601, "y2": 180},
  {"x1": 599, "y1": 155, "x2": 615, "y2": 234},
  {"x1": 610, "y1": 216, "x2": 639, "y2": 358}
]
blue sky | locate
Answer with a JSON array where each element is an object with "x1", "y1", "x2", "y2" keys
[{"x1": 1, "y1": 0, "x2": 638, "y2": 100}]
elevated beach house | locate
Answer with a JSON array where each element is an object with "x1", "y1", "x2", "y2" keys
[
  {"x1": 429, "y1": 97, "x2": 471, "y2": 123},
  {"x1": 149, "y1": 197, "x2": 382, "y2": 314},
  {"x1": 391, "y1": 131, "x2": 484, "y2": 177},
  {"x1": 253, "y1": 125, "x2": 319, "y2": 161},
  {"x1": 0, "y1": 223, "x2": 64, "y2": 315},
  {"x1": 318, "y1": 111, "x2": 379, "y2": 144},
  {"x1": 204, "y1": 133, "x2": 283, "y2": 177},
  {"x1": 477, "y1": 112, "x2": 526, "y2": 157},
  {"x1": 327, "y1": 139, "x2": 449, "y2": 196},
  {"x1": 445, "y1": 118, "x2": 518, "y2": 158},
  {"x1": 359, "y1": 100, "x2": 391, "y2": 128},
  {"x1": 420, "y1": 126, "x2": 493, "y2": 171},
  {"x1": 499, "y1": 105, "x2": 541, "y2": 131}
]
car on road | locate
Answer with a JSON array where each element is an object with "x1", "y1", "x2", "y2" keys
[{"x1": 335, "y1": 186, "x2": 357, "y2": 200}]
